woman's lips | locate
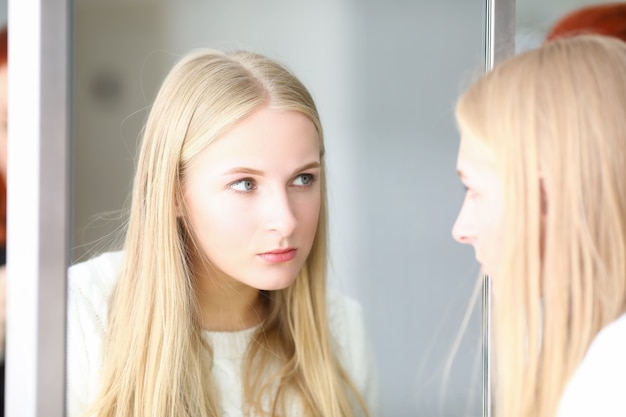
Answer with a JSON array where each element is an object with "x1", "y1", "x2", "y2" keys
[{"x1": 258, "y1": 248, "x2": 297, "y2": 263}]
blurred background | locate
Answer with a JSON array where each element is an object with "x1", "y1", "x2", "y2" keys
[{"x1": 0, "y1": 0, "x2": 616, "y2": 415}]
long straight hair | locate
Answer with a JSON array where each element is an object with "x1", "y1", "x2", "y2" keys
[
  {"x1": 87, "y1": 50, "x2": 369, "y2": 417},
  {"x1": 456, "y1": 35, "x2": 626, "y2": 417}
]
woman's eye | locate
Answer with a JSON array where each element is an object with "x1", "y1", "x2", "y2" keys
[
  {"x1": 463, "y1": 185, "x2": 480, "y2": 200},
  {"x1": 230, "y1": 179, "x2": 255, "y2": 192},
  {"x1": 293, "y1": 173, "x2": 314, "y2": 186}
]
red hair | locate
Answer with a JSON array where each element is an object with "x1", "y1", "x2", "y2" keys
[
  {"x1": 0, "y1": 26, "x2": 7, "y2": 246},
  {"x1": 0, "y1": 27, "x2": 6, "y2": 66},
  {"x1": 546, "y1": 3, "x2": 626, "y2": 42}
]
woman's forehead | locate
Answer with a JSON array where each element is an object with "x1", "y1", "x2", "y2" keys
[{"x1": 457, "y1": 133, "x2": 497, "y2": 175}]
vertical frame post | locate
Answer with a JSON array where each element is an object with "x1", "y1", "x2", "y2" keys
[
  {"x1": 485, "y1": 0, "x2": 516, "y2": 70},
  {"x1": 483, "y1": 0, "x2": 515, "y2": 416},
  {"x1": 6, "y1": 0, "x2": 69, "y2": 416}
]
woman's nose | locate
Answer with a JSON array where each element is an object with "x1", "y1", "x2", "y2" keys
[
  {"x1": 452, "y1": 204, "x2": 474, "y2": 245},
  {"x1": 264, "y1": 191, "x2": 297, "y2": 237}
]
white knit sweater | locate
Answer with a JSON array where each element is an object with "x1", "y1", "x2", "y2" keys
[
  {"x1": 557, "y1": 311, "x2": 626, "y2": 417},
  {"x1": 66, "y1": 251, "x2": 380, "y2": 417}
]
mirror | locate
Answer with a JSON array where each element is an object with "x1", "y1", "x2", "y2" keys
[
  {"x1": 69, "y1": 1, "x2": 486, "y2": 415},
  {"x1": 7, "y1": 0, "x2": 620, "y2": 413}
]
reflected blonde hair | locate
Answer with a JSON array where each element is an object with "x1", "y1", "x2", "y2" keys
[
  {"x1": 456, "y1": 35, "x2": 626, "y2": 417},
  {"x1": 88, "y1": 49, "x2": 369, "y2": 417}
]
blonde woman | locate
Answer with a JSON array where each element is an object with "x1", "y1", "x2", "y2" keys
[
  {"x1": 452, "y1": 35, "x2": 626, "y2": 417},
  {"x1": 66, "y1": 49, "x2": 378, "y2": 417}
]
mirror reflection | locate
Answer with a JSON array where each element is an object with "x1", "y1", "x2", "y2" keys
[{"x1": 70, "y1": 1, "x2": 485, "y2": 416}]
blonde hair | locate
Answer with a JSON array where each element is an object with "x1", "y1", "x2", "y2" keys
[
  {"x1": 456, "y1": 35, "x2": 626, "y2": 417},
  {"x1": 88, "y1": 49, "x2": 369, "y2": 417}
]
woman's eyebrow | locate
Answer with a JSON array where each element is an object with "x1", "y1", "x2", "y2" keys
[
  {"x1": 222, "y1": 167, "x2": 264, "y2": 176},
  {"x1": 222, "y1": 161, "x2": 321, "y2": 177},
  {"x1": 292, "y1": 161, "x2": 321, "y2": 174}
]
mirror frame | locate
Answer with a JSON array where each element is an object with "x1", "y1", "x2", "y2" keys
[
  {"x1": 483, "y1": 0, "x2": 516, "y2": 415},
  {"x1": 6, "y1": 0, "x2": 70, "y2": 416}
]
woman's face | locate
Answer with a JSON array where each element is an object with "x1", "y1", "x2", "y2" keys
[
  {"x1": 183, "y1": 106, "x2": 322, "y2": 291},
  {"x1": 452, "y1": 132, "x2": 504, "y2": 276}
]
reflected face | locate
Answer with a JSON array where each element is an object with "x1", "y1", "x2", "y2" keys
[
  {"x1": 183, "y1": 106, "x2": 322, "y2": 291},
  {"x1": 452, "y1": 133, "x2": 503, "y2": 275}
]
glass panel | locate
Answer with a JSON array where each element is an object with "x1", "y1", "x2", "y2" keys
[{"x1": 70, "y1": 1, "x2": 485, "y2": 415}]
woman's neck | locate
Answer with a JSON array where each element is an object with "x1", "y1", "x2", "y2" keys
[{"x1": 194, "y1": 269, "x2": 268, "y2": 332}]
